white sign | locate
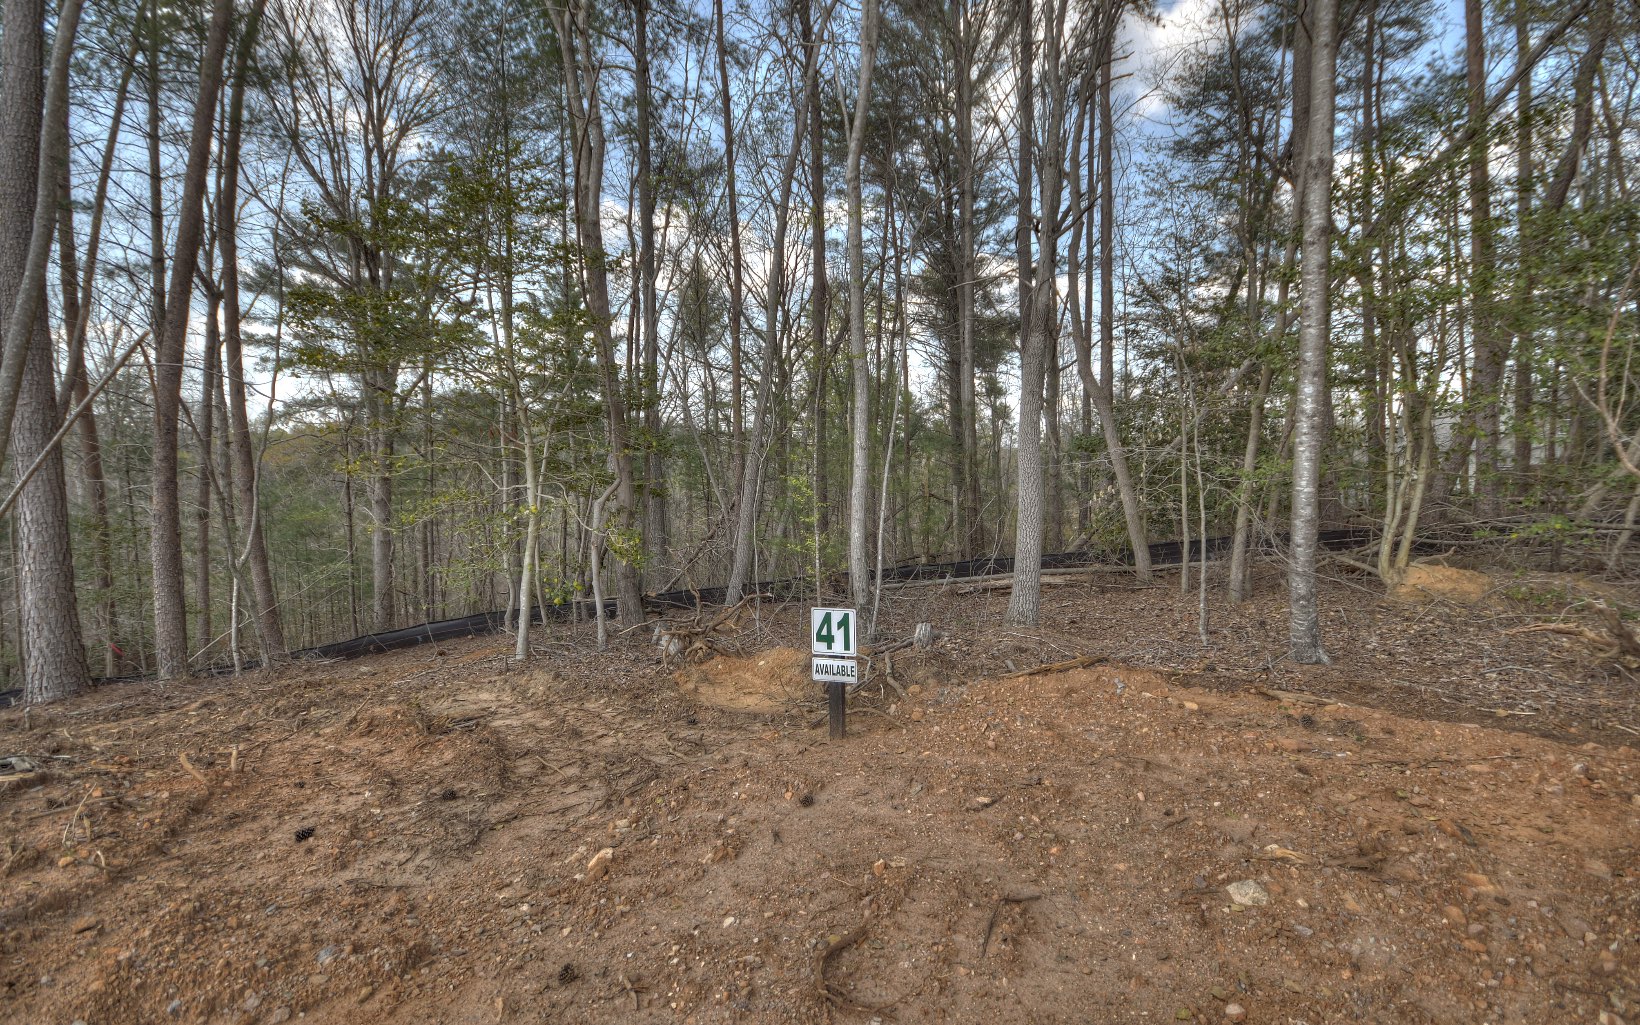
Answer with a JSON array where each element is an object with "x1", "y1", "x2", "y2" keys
[
  {"x1": 812, "y1": 656, "x2": 858, "y2": 684},
  {"x1": 810, "y1": 607, "x2": 857, "y2": 658}
]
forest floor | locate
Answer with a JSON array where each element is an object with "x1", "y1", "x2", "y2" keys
[{"x1": 2, "y1": 566, "x2": 1639, "y2": 1025}]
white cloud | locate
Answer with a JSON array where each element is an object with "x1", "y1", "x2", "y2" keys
[{"x1": 1121, "y1": 0, "x2": 1226, "y2": 119}]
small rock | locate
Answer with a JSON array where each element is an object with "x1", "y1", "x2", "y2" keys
[
  {"x1": 243, "y1": 992, "x2": 262, "y2": 1012},
  {"x1": 586, "y1": 847, "x2": 615, "y2": 882},
  {"x1": 316, "y1": 945, "x2": 339, "y2": 965},
  {"x1": 1181, "y1": 701, "x2": 1199, "y2": 711},
  {"x1": 1599, "y1": 1013, "x2": 1626, "y2": 1025},
  {"x1": 1224, "y1": 1003, "x2": 1247, "y2": 1022},
  {"x1": 967, "y1": 796, "x2": 996, "y2": 811},
  {"x1": 166, "y1": 999, "x2": 183, "y2": 1015},
  {"x1": 1460, "y1": 872, "x2": 1499, "y2": 896},
  {"x1": 1443, "y1": 905, "x2": 1467, "y2": 927},
  {"x1": 71, "y1": 916, "x2": 99, "y2": 934},
  {"x1": 269, "y1": 1008, "x2": 292, "y2": 1024},
  {"x1": 1584, "y1": 859, "x2": 1613, "y2": 880},
  {"x1": 1225, "y1": 880, "x2": 1270, "y2": 907}
]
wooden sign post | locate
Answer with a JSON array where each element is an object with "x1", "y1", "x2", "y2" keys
[{"x1": 811, "y1": 607, "x2": 857, "y2": 739}]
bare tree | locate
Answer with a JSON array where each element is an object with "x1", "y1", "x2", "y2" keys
[
  {"x1": 551, "y1": 0, "x2": 647, "y2": 626},
  {"x1": 1004, "y1": 0, "x2": 1039, "y2": 627},
  {"x1": 725, "y1": 14, "x2": 816, "y2": 606},
  {"x1": 1007, "y1": 0, "x2": 1069, "y2": 626},
  {"x1": 149, "y1": 0, "x2": 235, "y2": 678},
  {"x1": 0, "y1": 0, "x2": 83, "y2": 473},
  {"x1": 846, "y1": 0, "x2": 883, "y2": 611},
  {"x1": 219, "y1": 0, "x2": 285, "y2": 660},
  {"x1": 1288, "y1": 0, "x2": 1338, "y2": 664},
  {"x1": 1092, "y1": 7, "x2": 1150, "y2": 585},
  {"x1": 1, "y1": 0, "x2": 90, "y2": 702}
]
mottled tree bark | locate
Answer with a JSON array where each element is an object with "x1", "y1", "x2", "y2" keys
[
  {"x1": 634, "y1": 0, "x2": 666, "y2": 576},
  {"x1": 149, "y1": 0, "x2": 235, "y2": 678},
  {"x1": 0, "y1": 0, "x2": 90, "y2": 702},
  {"x1": 845, "y1": 0, "x2": 882, "y2": 611},
  {"x1": 1288, "y1": 0, "x2": 1338, "y2": 664},
  {"x1": 1095, "y1": 27, "x2": 1151, "y2": 584},
  {"x1": 219, "y1": 0, "x2": 284, "y2": 660}
]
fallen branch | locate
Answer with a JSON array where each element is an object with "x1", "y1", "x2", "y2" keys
[
  {"x1": 1001, "y1": 654, "x2": 1105, "y2": 679},
  {"x1": 177, "y1": 752, "x2": 208, "y2": 785},
  {"x1": 1256, "y1": 687, "x2": 1336, "y2": 706},
  {"x1": 980, "y1": 891, "x2": 1042, "y2": 956},
  {"x1": 1506, "y1": 608, "x2": 1640, "y2": 663},
  {"x1": 654, "y1": 593, "x2": 770, "y2": 666},
  {"x1": 812, "y1": 915, "x2": 876, "y2": 1009}
]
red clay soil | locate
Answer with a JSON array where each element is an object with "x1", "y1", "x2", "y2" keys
[{"x1": 2, "y1": 574, "x2": 1637, "y2": 1025}]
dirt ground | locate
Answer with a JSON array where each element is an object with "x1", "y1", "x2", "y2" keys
[{"x1": 3, "y1": 570, "x2": 1638, "y2": 1025}]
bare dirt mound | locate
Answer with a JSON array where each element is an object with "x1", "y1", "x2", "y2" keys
[
  {"x1": 674, "y1": 647, "x2": 811, "y2": 714},
  {"x1": 3, "y1": 590, "x2": 1639, "y2": 1025},
  {"x1": 1391, "y1": 565, "x2": 1493, "y2": 604}
]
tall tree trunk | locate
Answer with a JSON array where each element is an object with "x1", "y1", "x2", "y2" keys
[
  {"x1": 1006, "y1": 0, "x2": 1042, "y2": 625},
  {"x1": 1095, "y1": 29, "x2": 1151, "y2": 583},
  {"x1": 846, "y1": 0, "x2": 882, "y2": 610},
  {"x1": 634, "y1": 0, "x2": 665, "y2": 576},
  {"x1": 1464, "y1": 0, "x2": 1502, "y2": 516},
  {"x1": 0, "y1": 0, "x2": 90, "y2": 703},
  {"x1": 219, "y1": 0, "x2": 283, "y2": 660},
  {"x1": 806, "y1": 0, "x2": 830, "y2": 544},
  {"x1": 1288, "y1": 0, "x2": 1338, "y2": 665},
  {"x1": 54, "y1": 45, "x2": 128, "y2": 677},
  {"x1": 716, "y1": 0, "x2": 745, "y2": 497},
  {"x1": 551, "y1": 0, "x2": 646, "y2": 627},
  {"x1": 149, "y1": 0, "x2": 234, "y2": 678},
  {"x1": 954, "y1": 0, "x2": 980, "y2": 556},
  {"x1": 1510, "y1": 0, "x2": 1534, "y2": 482},
  {"x1": 0, "y1": 0, "x2": 83, "y2": 471}
]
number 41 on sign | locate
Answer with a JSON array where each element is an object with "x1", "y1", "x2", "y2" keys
[{"x1": 811, "y1": 607, "x2": 857, "y2": 739}]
